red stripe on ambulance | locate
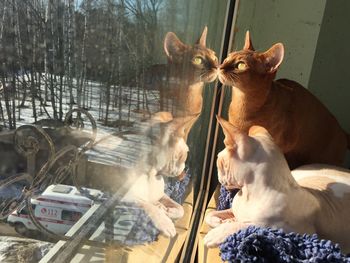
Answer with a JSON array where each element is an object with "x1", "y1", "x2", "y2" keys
[{"x1": 36, "y1": 197, "x2": 91, "y2": 208}]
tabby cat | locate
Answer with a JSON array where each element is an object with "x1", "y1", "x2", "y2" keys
[{"x1": 218, "y1": 31, "x2": 350, "y2": 169}]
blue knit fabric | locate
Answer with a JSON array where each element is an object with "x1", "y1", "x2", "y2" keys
[
  {"x1": 218, "y1": 186, "x2": 350, "y2": 262},
  {"x1": 164, "y1": 168, "x2": 191, "y2": 204},
  {"x1": 217, "y1": 185, "x2": 238, "y2": 210},
  {"x1": 220, "y1": 226, "x2": 350, "y2": 263}
]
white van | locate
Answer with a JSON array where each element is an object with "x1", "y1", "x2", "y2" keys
[{"x1": 7, "y1": 184, "x2": 104, "y2": 236}]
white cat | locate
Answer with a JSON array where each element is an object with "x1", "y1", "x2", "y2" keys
[
  {"x1": 122, "y1": 112, "x2": 196, "y2": 237},
  {"x1": 204, "y1": 116, "x2": 350, "y2": 254}
]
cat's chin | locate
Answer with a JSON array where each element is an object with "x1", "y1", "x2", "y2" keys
[
  {"x1": 218, "y1": 74, "x2": 231, "y2": 86},
  {"x1": 199, "y1": 71, "x2": 218, "y2": 83},
  {"x1": 225, "y1": 185, "x2": 239, "y2": 190}
]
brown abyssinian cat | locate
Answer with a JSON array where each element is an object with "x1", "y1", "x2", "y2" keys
[
  {"x1": 163, "y1": 27, "x2": 218, "y2": 129},
  {"x1": 218, "y1": 31, "x2": 350, "y2": 169},
  {"x1": 142, "y1": 27, "x2": 218, "y2": 141}
]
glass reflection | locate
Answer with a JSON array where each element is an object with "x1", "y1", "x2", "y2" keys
[{"x1": 0, "y1": 0, "x2": 227, "y2": 261}]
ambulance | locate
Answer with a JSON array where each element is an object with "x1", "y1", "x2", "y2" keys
[{"x1": 7, "y1": 184, "x2": 104, "y2": 236}]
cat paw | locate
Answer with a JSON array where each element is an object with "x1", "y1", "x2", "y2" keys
[
  {"x1": 205, "y1": 211, "x2": 224, "y2": 228},
  {"x1": 151, "y1": 211, "x2": 177, "y2": 238},
  {"x1": 166, "y1": 206, "x2": 184, "y2": 220},
  {"x1": 204, "y1": 221, "x2": 240, "y2": 248}
]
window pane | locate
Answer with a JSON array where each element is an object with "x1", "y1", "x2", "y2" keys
[{"x1": 0, "y1": 0, "x2": 228, "y2": 261}]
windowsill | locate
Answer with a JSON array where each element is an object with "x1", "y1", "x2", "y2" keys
[
  {"x1": 198, "y1": 185, "x2": 221, "y2": 263},
  {"x1": 40, "y1": 183, "x2": 194, "y2": 263}
]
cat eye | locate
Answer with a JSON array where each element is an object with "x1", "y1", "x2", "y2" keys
[
  {"x1": 192, "y1": 56, "x2": 204, "y2": 65},
  {"x1": 236, "y1": 61, "x2": 247, "y2": 70}
]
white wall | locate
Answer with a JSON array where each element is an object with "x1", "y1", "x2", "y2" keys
[
  {"x1": 228, "y1": 0, "x2": 350, "y2": 166},
  {"x1": 230, "y1": 0, "x2": 326, "y2": 87},
  {"x1": 308, "y1": 1, "x2": 350, "y2": 132}
]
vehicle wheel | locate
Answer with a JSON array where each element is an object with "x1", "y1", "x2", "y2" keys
[{"x1": 14, "y1": 222, "x2": 28, "y2": 236}]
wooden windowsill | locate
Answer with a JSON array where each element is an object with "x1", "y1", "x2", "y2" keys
[{"x1": 198, "y1": 185, "x2": 222, "y2": 263}]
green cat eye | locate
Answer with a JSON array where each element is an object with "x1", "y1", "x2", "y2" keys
[
  {"x1": 193, "y1": 56, "x2": 204, "y2": 65},
  {"x1": 236, "y1": 61, "x2": 247, "y2": 70}
]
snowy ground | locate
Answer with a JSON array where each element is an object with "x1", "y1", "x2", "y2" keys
[
  {"x1": 1, "y1": 75, "x2": 165, "y2": 169},
  {"x1": 0, "y1": 236, "x2": 53, "y2": 262}
]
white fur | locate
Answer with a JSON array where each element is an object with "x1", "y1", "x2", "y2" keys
[
  {"x1": 120, "y1": 115, "x2": 189, "y2": 237},
  {"x1": 205, "y1": 130, "x2": 350, "y2": 253}
]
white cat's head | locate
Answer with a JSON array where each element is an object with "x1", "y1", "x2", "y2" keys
[
  {"x1": 216, "y1": 116, "x2": 288, "y2": 189},
  {"x1": 149, "y1": 112, "x2": 197, "y2": 178}
]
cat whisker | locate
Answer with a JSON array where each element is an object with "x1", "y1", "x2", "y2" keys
[
  {"x1": 225, "y1": 73, "x2": 238, "y2": 84},
  {"x1": 199, "y1": 71, "x2": 209, "y2": 81}
]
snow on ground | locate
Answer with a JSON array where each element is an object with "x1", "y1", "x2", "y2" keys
[
  {"x1": 1, "y1": 75, "x2": 164, "y2": 169},
  {"x1": 0, "y1": 236, "x2": 53, "y2": 262}
]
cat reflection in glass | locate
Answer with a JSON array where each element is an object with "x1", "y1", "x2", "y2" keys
[
  {"x1": 163, "y1": 26, "x2": 218, "y2": 118},
  {"x1": 122, "y1": 112, "x2": 195, "y2": 237},
  {"x1": 121, "y1": 28, "x2": 219, "y2": 237}
]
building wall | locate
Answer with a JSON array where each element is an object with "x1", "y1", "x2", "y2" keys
[
  {"x1": 230, "y1": 0, "x2": 326, "y2": 87},
  {"x1": 308, "y1": 1, "x2": 350, "y2": 132},
  {"x1": 227, "y1": 0, "x2": 350, "y2": 164}
]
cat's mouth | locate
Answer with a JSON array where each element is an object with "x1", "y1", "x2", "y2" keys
[
  {"x1": 200, "y1": 69, "x2": 219, "y2": 83},
  {"x1": 218, "y1": 62, "x2": 237, "y2": 85},
  {"x1": 218, "y1": 71, "x2": 230, "y2": 85}
]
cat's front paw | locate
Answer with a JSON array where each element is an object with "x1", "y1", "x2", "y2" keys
[
  {"x1": 204, "y1": 221, "x2": 241, "y2": 248},
  {"x1": 205, "y1": 211, "x2": 224, "y2": 228},
  {"x1": 151, "y1": 210, "x2": 177, "y2": 238},
  {"x1": 166, "y1": 206, "x2": 184, "y2": 220}
]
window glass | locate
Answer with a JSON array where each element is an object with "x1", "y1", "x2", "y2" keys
[
  {"x1": 0, "y1": 0, "x2": 228, "y2": 261},
  {"x1": 19, "y1": 205, "x2": 37, "y2": 216},
  {"x1": 62, "y1": 210, "x2": 82, "y2": 221}
]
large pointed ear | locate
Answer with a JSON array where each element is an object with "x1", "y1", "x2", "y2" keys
[
  {"x1": 217, "y1": 116, "x2": 255, "y2": 159},
  {"x1": 243, "y1": 31, "x2": 254, "y2": 51},
  {"x1": 216, "y1": 116, "x2": 238, "y2": 149},
  {"x1": 196, "y1": 26, "x2": 208, "y2": 47},
  {"x1": 248, "y1": 125, "x2": 271, "y2": 138},
  {"x1": 262, "y1": 43, "x2": 284, "y2": 73},
  {"x1": 172, "y1": 114, "x2": 200, "y2": 139},
  {"x1": 164, "y1": 32, "x2": 187, "y2": 61}
]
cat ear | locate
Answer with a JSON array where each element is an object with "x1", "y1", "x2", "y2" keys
[
  {"x1": 263, "y1": 43, "x2": 284, "y2": 73},
  {"x1": 196, "y1": 26, "x2": 208, "y2": 47},
  {"x1": 172, "y1": 114, "x2": 199, "y2": 139},
  {"x1": 243, "y1": 31, "x2": 254, "y2": 51},
  {"x1": 248, "y1": 125, "x2": 270, "y2": 137},
  {"x1": 217, "y1": 116, "x2": 254, "y2": 159},
  {"x1": 164, "y1": 32, "x2": 187, "y2": 61},
  {"x1": 216, "y1": 116, "x2": 238, "y2": 149}
]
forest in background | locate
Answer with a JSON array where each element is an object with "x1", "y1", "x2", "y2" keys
[{"x1": 0, "y1": 0, "x2": 191, "y2": 130}]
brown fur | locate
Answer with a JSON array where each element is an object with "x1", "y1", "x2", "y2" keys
[
  {"x1": 219, "y1": 31, "x2": 349, "y2": 169},
  {"x1": 163, "y1": 27, "x2": 218, "y2": 118}
]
